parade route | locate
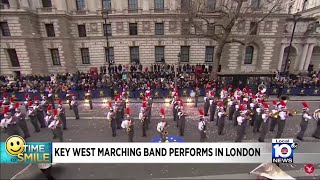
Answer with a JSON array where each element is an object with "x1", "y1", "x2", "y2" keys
[{"x1": 1, "y1": 100, "x2": 320, "y2": 179}]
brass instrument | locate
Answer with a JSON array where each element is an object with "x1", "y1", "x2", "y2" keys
[
  {"x1": 279, "y1": 95, "x2": 289, "y2": 102},
  {"x1": 258, "y1": 84, "x2": 267, "y2": 93},
  {"x1": 313, "y1": 109, "x2": 320, "y2": 121},
  {"x1": 162, "y1": 131, "x2": 168, "y2": 136},
  {"x1": 272, "y1": 112, "x2": 279, "y2": 118},
  {"x1": 141, "y1": 116, "x2": 145, "y2": 123},
  {"x1": 127, "y1": 127, "x2": 131, "y2": 133}
]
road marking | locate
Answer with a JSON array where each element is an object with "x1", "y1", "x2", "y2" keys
[
  {"x1": 10, "y1": 164, "x2": 32, "y2": 180},
  {"x1": 157, "y1": 169, "x2": 320, "y2": 179}
]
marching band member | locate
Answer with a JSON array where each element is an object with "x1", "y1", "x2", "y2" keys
[
  {"x1": 66, "y1": 89, "x2": 72, "y2": 109},
  {"x1": 15, "y1": 103, "x2": 31, "y2": 139},
  {"x1": 233, "y1": 102, "x2": 240, "y2": 127},
  {"x1": 235, "y1": 105, "x2": 247, "y2": 142},
  {"x1": 172, "y1": 96, "x2": 178, "y2": 122},
  {"x1": 221, "y1": 87, "x2": 228, "y2": 109},
  {"x1": 228, "y1": 95, "x2": 236, "y2": 121},
  {"x1": 269, "y1": 100, "x2": 279, "y2": 132},
  {"x1": 85, "y1": 86, "x2": 93, "y2": 109},
  {"x1": 24, "y1": 93, "x2": 31, "y2": 111},
  {"x1": 209, "y1": 95, "x2": 217, "y2": 122},
  {"x1": 198, "y1": 109, "x2": 207, "y2": 142},
  {"x1": 71, "y1": 94, "x2": 80, "y2": 119},
  {"x1": 107, "y1": 102, "x2": 116, "y2": 137},
  {"x1": 48, "y1": 109, "x2": 63, "y2": 142},
  {"x1": 253, "y1": 100, "x2": 263, "y2": 133},
  {"x1": 249, "y1": 98, "x2": 257, "y2": 127},
  {"x1": 204, "y1": 92, "x2": 210, "y2": 116},
  {"x1": 34, "y1": 96, "x2": 46, "y2": 128},
  {"x1": 258, "y1": 103, "x2": 270, "y2": 142},
  {"x1": 276, "y1": 101, "x2": 290, "y2": 138},
  {"x1": 194, "y1": 85, "x2": 200, "y2": 107},
  {"x1": 178, "y1": 102, "x2": 186, "y2": 136},
  {"x1": 296, "y1": 102, "x2": 312, "y2": 141},
  {"x1": 27, "y1": 102, "x2": 40, "y2": 132},
  {"x1": 41, "y1": 96, "x2": 49, "y2": 113},
  {"x1": 313, "y1": 114, "x2": 320, "y2": 139},
  {"x1": 121, "y1": 108, "x2": 134, "y2": 142},
  {"x1": 2, "y1": 93, "x2": 9, "y2": 105},
  {"x1": 115, "y1": 96, "x2": 122, "y2": 129},
  {"x1": 57, "y1": 99, "x2": 67, "y2": 130},
  {"x1": 146, "y1": 93, "x2": 153, "y2": 130},
  {"x1": 175, "y1": 99, "x2": 182, "y2": 128},
  {"x1": 140, "y1": 101, "x2": 148, "y2": 137},
  {"x1": 157, "y1": 108, "x2": 168, "y2": 142},
  {"x1": 47, "y1": 87, "x2": 55, "y2": 109},
  {"x1": 217, "y1": 102, "x2": 227, "y2": 135},
  {"x1": 45, "y1": 106, "x2": 56, "y2": 139},
  {"x1": 1, "y1": 106, "x2": 21, "y2": 137},
  {"x1": 8, "y1": 97, "x2": 15, "y2": 116}
]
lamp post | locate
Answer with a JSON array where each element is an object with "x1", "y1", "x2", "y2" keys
[
  {"x1": 176, "y1": 53, "x2": 181, "y2": 90},
  {"x1": 102, "y1": 9, "x2": 110, "y2": 69}
]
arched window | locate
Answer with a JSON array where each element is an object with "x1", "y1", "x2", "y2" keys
[{"x1": 244, "y1": 46, "x2": 254, "y2": 64}]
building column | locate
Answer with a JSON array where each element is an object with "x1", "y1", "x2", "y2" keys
[
  {"x1": 277, "y1": 44, "x2": 286, "y2": 71},
  {"x1": 298, "y1": 44, "x2": 309, "y2": 70},
  {"x1": 303, "y1": 44, "x2": 315, "y2": 71}
]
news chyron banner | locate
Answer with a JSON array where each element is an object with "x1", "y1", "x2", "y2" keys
[{"x1": 1, "y1": 136, "x2": 320, "y2": 164}]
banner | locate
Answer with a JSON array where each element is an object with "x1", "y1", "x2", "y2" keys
[{"x1": 1, "y1": 87, "x2": 319, "y2": 101}]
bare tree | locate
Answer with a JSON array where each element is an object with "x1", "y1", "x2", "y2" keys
[{"x1": 177, "y1": 0, "x2": 287, "y2": 80}]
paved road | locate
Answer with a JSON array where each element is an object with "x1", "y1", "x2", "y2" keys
[{"x1": 1, "y1": 100, "x2": 320, "y2": 179}]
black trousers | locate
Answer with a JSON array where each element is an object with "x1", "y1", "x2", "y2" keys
[{"x1": 40, "y1": 167, "x2": 55, "y2": 180}]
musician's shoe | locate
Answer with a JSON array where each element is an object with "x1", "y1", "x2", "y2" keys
[{"x1": 63, "y1": 128, "x2": 67, "y2": 130}]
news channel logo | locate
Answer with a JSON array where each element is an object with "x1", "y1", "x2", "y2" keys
[
  {"x1": 272, "y1": 139, "x2": 298, "y2": 163},
  {"x1": 0, "y1": 135, "x2": 52, "y2": 164}
]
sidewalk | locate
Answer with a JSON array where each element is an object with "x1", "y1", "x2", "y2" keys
[{"x1": 80, "y1": 95, "x2": 320, "y2": 103}]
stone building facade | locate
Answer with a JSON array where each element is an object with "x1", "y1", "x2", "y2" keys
[{"x1": 0, "y1": 0, "x2": 319, "y2": 75}]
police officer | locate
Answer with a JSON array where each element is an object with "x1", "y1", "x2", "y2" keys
[
  {"x1": 85, "y1": 87, "x2": 93, "y2": 109},
  {"x1": 217, "y1": 105, "x2": 227, "y2": 135},
  {"x1": 48, "y1": 109, "x2": 63, "y2": 142},
  {"x1": 296, "y1": 102, "x2": 312, "y2": 141},
  {"x1": 258, "y1": 103, "x2": 270, "y2": 142},
  {"x1": 15, "y1": 103, "x2": 30, "y2": 139},
  {"x1": 1, "y1": 106, "x2": 21, "y2": 137},
  {"x1": 57, "y1": 99, "x2": 67, "y2": 130},
  {"x1": 34, "y1": 97, "x2": 46, "y2": 128},
  {"x1": 107, "y1": 102, "x2": 116, "y2": 137},
  {"x1": 27, "y1": 102, "x2": 40, "y2": 132},
  {"x1": 121, "y1": 108, "x2": 134, "y2": 142},
  {"x1": 66, "y1": 89, "x2": 72, "y2": 109},
  {"x1": 71, "y1": 95, "x2": 80, "y2": 119},
  {"x1": 47, "y1": 88, "x2": 55, "y2": 109},
  {"x1": 253, "y1": 102, "x2": 263, "y2": 133},
  {"x1": 178, "y1": 107, "x2": 186, "y2": 136},
  {"x1": 198, "y1": 109, "x2": 207, "y2": 142},
  {"x1": 235, "y1": 105, "x2": 247, "y2": 142}
]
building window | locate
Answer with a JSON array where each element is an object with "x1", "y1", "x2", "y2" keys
[
  {"x1": 50, "y1": 49, "x2": 61, "y2": 65},
  {"x1": 180, "y1": 46, "x2": 190, "y2": 62},
  {"x1": 154, "y1": 0, "x2": 164, "y2": 12},
  {"x1": 155, "y1": 23, "x2": 164, "y2": 35},
  {"x1": 181, "y1": 22, "x2": 190, "y2": 35},
  {"x1": 0, "y1": 22, "x2": 10, "y2": 36},
  {"x1": 129, "y1": 23, "x2": 138, "y2": 35},
  {"x1": 249, "y1": 22, "x2": 258, "y2": 35},
  {"x1": 103, "y1": 24, "x2": 112, "y2": 36},
  {"x1": 81, "y1": 48, "x2": 90, "y2": 64},
  {"x1": 0, "y1": 0, "x2": 10, "y2": 9},
  {"x1": 251, "y1": 0, "x2": 261, "y2": 10},
  {"x1": 42, "y1": 0, "x2": 52, "y2": 8},
  {"x1": 45, "y1": 23, "x2": 55, "y2": 37},
  {"x1": 7, "y1": 49, "x2": 20, "y2": 67},
  {"x1": 102, "y1": 0, "x2": 111, "y2": 11},
  {"x1": 78, "y1": 24, "x2": 86, "y2": 37},
  {"x1": 207, "y1": 24, "x2": 215, "y2": 35},
  {"x1": 205, "y1": 46, "x2": 214, "y2": 62},
  {"x1": 155, "y1": 46, "x2": 165, "y2": 63},
  {"x1": 130, "y1": 46, "x2": 139, "y2": 64},
  {"x1": 128, "y1": 0, "x2": 138, "y2": 13},
  {"x1": 181, "y1": 0, "x2": 191, "y2": 12},
  {"x1": 75, "y1": 0, "x2": 85, "y2": 10},
  {"x1": 244, "y1": 46, "x2": 254, "y2": 64},
  {"x1": 207, "y1": 0, "x2": 216, "y2": 11},
  {"x1": 105, "y1": 47, "x2": 114, "y2": 63}
]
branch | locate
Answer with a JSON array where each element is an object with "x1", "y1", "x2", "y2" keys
[{"x1": 225, "y1": 38, "x2": 245, "y2": 45}]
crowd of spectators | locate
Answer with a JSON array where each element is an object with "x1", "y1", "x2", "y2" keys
[{"x1": 0, "y1": 64, "x2": 319, "y2": 94}]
